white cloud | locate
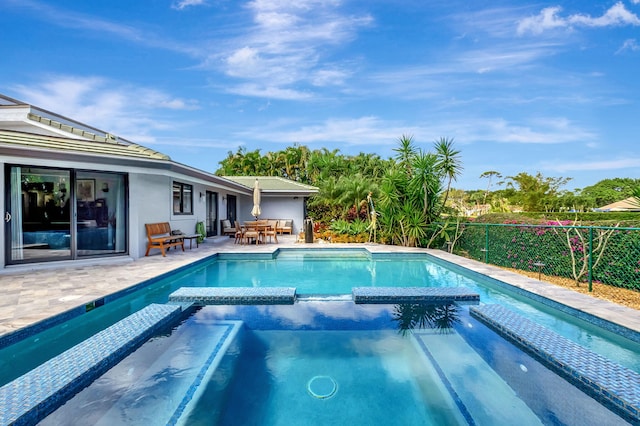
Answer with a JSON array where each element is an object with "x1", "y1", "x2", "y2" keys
[
  {"x1": 12, "y1": 0, "x2": 145, "y2": 41},
  {"x1": 545, "y1": 157, "x2": 640, "y2": 172},
  {"x1": 225, "y1": 46, "x2": 262, "y2": 78},
  {"x1": 224, "y1": 83, "x2": 312, "y2": 100},
  {"x1": 475, "y1": 117, "x2": 595, "y2": 144},
  {"x1": 172, "y1": 0, "x2": 207, "y2": 10},
  {"x1": 311, "y1": 68, "x2": 351, "y2": 87},
  {"x1": 616, "y1": 38, "x2": 640, "y2": 53},
  {"x1": 569, "y1": 2, "x2": 640, "y2": 27},
  {"x1": 216, "y1": 0, "x2": 373, "y2": 98},
  {"x1": 517, "y1": 6, "x2": 567, "y2": 35},
  {"x1": 10, "y1": 75, "x2": 198, "y2": 140},
  {"x1": 236, "y1": 116, "x2": 418, "y2": 146},
  {"x1": 456, "y1": 43, "x2": 558, "y2": 73},
  {"x1": 234, "y1": 115, "x2": 594, "y2": 149},
  {"x1": 517, "y1": 2, "x2": 640, "y2": 35},
  {"x1": 7, "y1": 0, "x2": 201, "y2": 57}
]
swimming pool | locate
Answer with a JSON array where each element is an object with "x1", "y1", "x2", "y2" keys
[
  {"x1": 1, "y1": 248, "x2": 639, "y2": 424},
  {"x1": 40, "y1": 301, "x2": 630, "y2": 425}
]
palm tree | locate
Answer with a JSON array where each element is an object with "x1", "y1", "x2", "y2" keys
[
  {"x1": 337, "y1": 174, "x2": 371, "y2": 217},
  {"x1": 377, "y1": 166, "x2": 409, "y2": 245},
  {"x1": 409, "y1": 151, "x2": 441, "y2": 221},
  {"x1": 393, "y1": 134, "x2": 417, "y2": 175},
  {"x1": 392, "y1": 303, "x2": 460, "y2": 336},
  {"x1": 434, "y1": 137, "x2": 463, "y2": 209}
]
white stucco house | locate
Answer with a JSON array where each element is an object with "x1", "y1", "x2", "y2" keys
[{"x1": 0, "y1": 94, "x2": 317, "y2": 269}]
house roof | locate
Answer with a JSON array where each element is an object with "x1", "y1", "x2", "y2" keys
[
  {"x1": 0, "y1": 94, "x2": 253, "y2": 194},
  {"x1": 0, "y1": 129, "x2": 170, "y2": 160},
  {"x1": 0, "y1": 95, "x2": 171, "y2": 159},
  {"x1": 223, "y1": 176, "x2": 318, "y2": 194},
  {"x1": 0, "y1": 94, "x2": 128, "y2": 142},
  {"x1": 596, "y1": 197, "x2": 640, "y2": 212}
]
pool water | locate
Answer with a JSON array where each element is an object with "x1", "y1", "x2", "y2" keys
[
  {"x1": 170, "y1": 252, "x2": 640, "y2": 373},
  {"x1": 2, "y1": 249, "x2": 639, "y2": 425},
  {"x1": 41, "y1": 302, "x2": 629, "y2": 425},
  {"x1": 184, "y1": 252, "x2": 443, "y2": 295},
  {"x1": 1, "y1": 250, "x2": 638, "y2": 390}
]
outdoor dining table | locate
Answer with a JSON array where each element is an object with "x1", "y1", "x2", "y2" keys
[{"x1": 243, "y1": 221, "x2": 276, "y2": 244}]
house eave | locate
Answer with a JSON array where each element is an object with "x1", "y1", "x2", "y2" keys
[{"x1": 0, "y1": 143, "x2": 252, "y2": 194}]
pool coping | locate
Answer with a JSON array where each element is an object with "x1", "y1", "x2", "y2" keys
[
  {"x1": 470, "y1": 303, "x2": 640, "y2": 423},
  {"x1": 352, "y1": 286, "x2": 480, "y2": 304},
  {"x1": 169, "y1": 286, "x2": 297, "y2": 305},
  {"x1": 0, "y1": 303, "x2": 188, "y2": 425}
]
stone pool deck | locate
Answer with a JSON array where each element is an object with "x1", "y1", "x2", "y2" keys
[{"x1": 0, "y1": 235, "x2": 638, "y2": 343}]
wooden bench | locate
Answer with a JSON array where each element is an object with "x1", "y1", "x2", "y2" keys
[{"x1": 145, "y1": 222, "x2": 184, "y2": 256}]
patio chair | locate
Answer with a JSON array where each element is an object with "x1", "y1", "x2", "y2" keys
[
  {"x1": 221, "y1": 219, "x2": 235, "y2": 237},
  {"x1": 263, "y1": 220, "x2": 279, "y2": 243},
  {"x1": 241, "y1": 221, "x2": 261, "y2": 244},
  {"x1": 234, "y1": 221, "x2": 246, "y2": 244}
]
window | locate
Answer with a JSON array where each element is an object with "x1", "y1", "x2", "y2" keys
[{"x1": 173, "y1": 182, "x2": 193, "y2": 214}]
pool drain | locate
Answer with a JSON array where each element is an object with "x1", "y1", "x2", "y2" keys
[{"x1": 307, "y1": 375, "x2": 337, "y2": 399}]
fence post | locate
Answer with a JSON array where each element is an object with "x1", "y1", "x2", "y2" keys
[
  {"x1": 588, "y1": 227, "x2": 593, "y2": 292},
  {"x1": 484, "y1": 224, "x2": 489, "y2": 263}
]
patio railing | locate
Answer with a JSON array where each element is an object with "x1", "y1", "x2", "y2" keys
[{"x1": 447, "y1": 223, "x2": 640, "y2": 292}]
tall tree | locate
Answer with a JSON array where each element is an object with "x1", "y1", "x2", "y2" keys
[
  {"x1": 505, "y1": 172, "x2": 571, "y2": 212},
  {"x1": 409, "y1": 151, "x2": 441, "y2": 220},
  {"x1": 434, "y1": 137, "x2": 463, "y2": 209},
  {"x1": 393, "y1": 134, "x2": 417, "y2": 175},
  {"x1": 579, "y1": 178, "x2": 640, "y2": 207},
  {"x1": 479, "y1": 170, "x2": 502, "y2": 206}
]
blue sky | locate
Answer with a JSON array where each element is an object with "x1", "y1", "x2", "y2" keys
[{"x1": 2, "y1": 0, "x2": 639, "y2": 191}]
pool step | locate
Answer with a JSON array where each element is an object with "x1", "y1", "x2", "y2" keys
[
  {"x1": 169, "y1": 287, "x2": 297, "y2": 305},
  {"x1": 352, "y1": 287, "x2": 480, "y2": 304},
  {"x1": 413, "y1": 330, "x2": 543, "y2": 425},
  {"x1": 470, "y1": 304, "x2": 640, "y2": 424},
  {"x1": 0, "y1": 303, "x2": 184, "y2": 426}
]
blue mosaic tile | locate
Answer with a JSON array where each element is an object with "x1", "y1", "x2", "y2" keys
[
  {"x1": 168, "y1": 287, "x2": 297, "y2": 305},
  {"x1": 0, "y1": 303, "x2": 183, "y2": 426},
  {"x1": 369, "y1": 252, "x2": 428, "y2": 259},
  {"x1": 217, "y1": 252, "x2": 277, "y2": 260},
  {"x1": 352, "y1": 286, "x2": 480, "y2": 304},
  {"x1": 470, "y1": 304, "x2": 640, "y2": 424},
  {"x1": 167, "y1": 321, "x2": 241, "y2": 425}
]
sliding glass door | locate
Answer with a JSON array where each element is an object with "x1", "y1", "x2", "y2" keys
[
  {"x1": 205, "y1": 191, "x2": 218, "y2": 237},
  {"x1": 5, "y1": 165, "x2": 127, "y2": 265},
  {"x1": 6, "y1": 166, "x2": 72, "y2": 263},
  {"x1": 76, "y1": 171, "x2": 127, "y2": 257}
]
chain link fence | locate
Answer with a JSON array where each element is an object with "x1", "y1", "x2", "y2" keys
[{"x1": 449, "y1": 223, "x2": 640, "y2": 292}]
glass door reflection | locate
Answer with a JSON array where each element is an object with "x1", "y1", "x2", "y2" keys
[{"x1": 7, "y1": 166, "x2": 71, "y2": 263}]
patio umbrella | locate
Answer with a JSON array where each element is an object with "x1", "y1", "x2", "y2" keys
[{"x1": 251, "y1": 178, "x2": 261, "y2": 219}]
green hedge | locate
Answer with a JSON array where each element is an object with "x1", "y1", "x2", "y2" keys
[{"x1": 454, "y1": 221, "x2": 640, "y2": 291}]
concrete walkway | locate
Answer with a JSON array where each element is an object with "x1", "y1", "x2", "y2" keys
[{"x1": 0, "y1": 236, "x2": 638, "y2": 341}]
